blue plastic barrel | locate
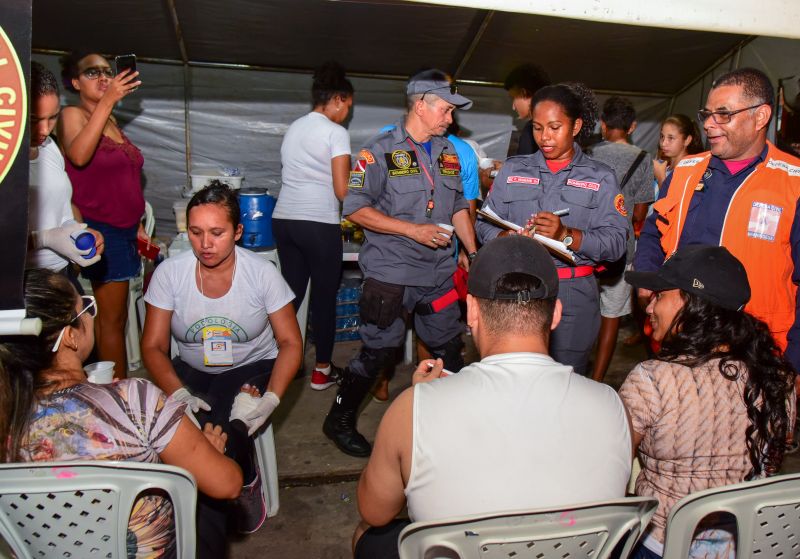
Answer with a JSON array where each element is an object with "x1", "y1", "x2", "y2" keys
[{"x1": 238, "y1": 188, "x2": 277, "y2": 249}]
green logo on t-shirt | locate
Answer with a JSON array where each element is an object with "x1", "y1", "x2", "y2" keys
[{"x1": 185, "y1": 316, "x2": 248, "y2": 342}]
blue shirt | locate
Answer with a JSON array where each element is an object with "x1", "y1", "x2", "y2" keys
[{"x1": 634, "y1": 145, "x2": 800, "y2": 372}]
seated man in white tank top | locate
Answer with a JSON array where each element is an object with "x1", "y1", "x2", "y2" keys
[{"x1": 353, "y1": 235, "x2": 633, "y2": 558}]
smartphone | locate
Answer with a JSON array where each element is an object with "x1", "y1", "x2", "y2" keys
[{"x1": 114, "y1": 54, "x2": 137, "y2": 77}]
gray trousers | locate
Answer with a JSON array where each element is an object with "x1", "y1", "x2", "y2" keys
[
  {"x1": 350, "y1": 276, "x2": 461, "y2": 379},
  {"x1": 550, "y1": 275, "x2": 600, "y2": 376}
]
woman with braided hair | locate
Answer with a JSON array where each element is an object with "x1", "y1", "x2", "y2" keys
[
  {"x1": 621, "y1": 245, "x2": 795, "y2": 559},
  {"x1": 476, "y1": 82, "x2": 630, "y2": 375}
]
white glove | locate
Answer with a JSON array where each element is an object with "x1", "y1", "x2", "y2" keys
[
  {"x1": 31, "y1": 221, "x2": 101, "y2": 266},
  {"x1": 172, "y1": 387, "x2": 212, "y2": 428},
  {"x1": 230, "y1": 391, "x2": 280, "y2": 436}
]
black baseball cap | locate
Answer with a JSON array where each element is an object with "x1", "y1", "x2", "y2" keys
[
  {"x1": 468, "y1": 236, "x2": 558, "y2": 301},
  {"x1": 407, "y1": 69, "x2": 473, "y2": 110},
  {"x1": 625, "y1": 245, "x2": 751, "y2": 311}
]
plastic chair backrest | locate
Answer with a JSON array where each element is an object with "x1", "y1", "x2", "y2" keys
[
  {"x1": 0, "y1": 460, "x2": 196, "y2": 559},
  {"x1": 662, "y1": 472, "x2": 800, "y2": 559},
  {"x1": 398, "y1": 497, "x2": 658, "y2": 559}
]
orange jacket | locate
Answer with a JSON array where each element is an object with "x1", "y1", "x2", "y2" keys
[{"x1": 653, "y1": 142, "x2": 800, "y2": 351}]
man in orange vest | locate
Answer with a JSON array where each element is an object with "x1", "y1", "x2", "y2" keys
[{"x1": 635, "y1": 67, "x2": 800, "y2": 374}]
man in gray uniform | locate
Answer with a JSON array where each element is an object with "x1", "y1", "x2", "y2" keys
[{"x1": 323, "y1": 70, "x2": 479, "y2": 457}]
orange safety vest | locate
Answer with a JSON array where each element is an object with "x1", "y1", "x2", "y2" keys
[{"x1": 653, "y1": 141, "x2": 800, "y2": 351}]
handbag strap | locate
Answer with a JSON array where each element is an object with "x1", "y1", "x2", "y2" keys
[{"x1": 619, "y1": 150, "x2": 648, "y2": 188}]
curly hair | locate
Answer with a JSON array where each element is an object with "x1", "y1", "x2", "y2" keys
[
  {"x1": 0, "y1": 270, "x2": 80, "y2": 462},
  {"x1": 58, "y1": 49, "x2": 100, "y2": 93},
  {"x1": 658, "y1": 292, "x2": 795, "y2": 478},
  {"x1": 531, "y1": 82, "x2": 598, "y2": 146},
  {"x1": 31, "y1": 61, "x2": 59, "y2": 99},
  {"x1": 311, "y1": 60, "x2": 353, "y2": 107}
]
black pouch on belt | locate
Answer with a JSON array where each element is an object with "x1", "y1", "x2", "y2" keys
[{"x1": 360, "y1": 278, "x2": 406, "y2": 329}]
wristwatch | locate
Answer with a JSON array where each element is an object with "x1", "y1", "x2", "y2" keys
[
  {"x1": 560, "y1": 228, "x2": 574, "y2": 248},
  {"x1": 468, "y1": 251, "x2": 478, "y2": 262}
]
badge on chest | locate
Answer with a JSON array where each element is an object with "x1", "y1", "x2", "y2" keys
[
  {"x1": 386, "y1": 150, "x2": 421, "y2": 177},
  {"x1": 203, "y1": 326, "x2": 234, "y2": 366},
  {"x1": 438, "y1": 153, "x2": 461, "y2": 177}
]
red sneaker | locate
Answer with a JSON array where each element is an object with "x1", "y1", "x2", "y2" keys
[{"x1": 310, "y1": 364, "x2": 342, "y2": 391}]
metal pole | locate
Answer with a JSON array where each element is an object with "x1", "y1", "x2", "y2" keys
[{"x1": 165, "y1": 0, "x2": 192, "y2": 182}]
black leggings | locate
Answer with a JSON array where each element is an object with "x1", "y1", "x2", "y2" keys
[
  {"x1": 174, "y1": 358, "x2": 273, "y2": 559},
  {"x1": 273, "y1": 218, "x2": 342, "y2": 363}
]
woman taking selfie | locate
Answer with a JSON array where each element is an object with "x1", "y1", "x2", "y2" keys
[
  {"x1": 0, "y1": 268, "x2": 242, "y2": 559},
  {"x1": 142, "y1": 182, "x2": 302, "y2": 547},
  {"x1": 58, "y1": 50, "x2": 143, "y2": 379},
  {"x1": 621, "y1": 245, "x2": 794, "y2": 559},
  {"x1": 272, "y1": 61, "x2": 353, "y2": 390},
  {"x1": 475, "y1": 82, "x2": 629, "y2": 375}
]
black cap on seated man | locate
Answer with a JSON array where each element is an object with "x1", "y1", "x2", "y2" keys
[{"x1": 352, "y1": 235, "x2": 632, "y2": 559}]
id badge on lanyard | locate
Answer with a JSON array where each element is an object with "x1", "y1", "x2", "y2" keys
[{"x1": 202, "y1": 326, "x2": 234, "y2": 366}]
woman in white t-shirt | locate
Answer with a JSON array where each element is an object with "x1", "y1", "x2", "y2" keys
[
  {"x1": 272, "y1": 61, "x2": 353, "y2": 391},
  {"x1": 141, "y1": 182, "x2": 303, "y2": 542}
]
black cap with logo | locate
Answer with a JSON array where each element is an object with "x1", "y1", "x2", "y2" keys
[{"x1": 624, "y1": 245, "x2": 751, "y2": 311}]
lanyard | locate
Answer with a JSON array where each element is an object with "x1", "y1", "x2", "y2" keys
[{"x1": 406, "y1": 138, "x2": 436, "y2": 217}]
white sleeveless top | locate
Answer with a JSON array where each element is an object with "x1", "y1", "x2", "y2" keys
[{"x1": 405, "y1": 352, "x2": 632, "y2": 521}]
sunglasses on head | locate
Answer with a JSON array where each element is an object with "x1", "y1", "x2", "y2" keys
[
  {"x1": 81, "y1": 67, "x2": 115, "y2": 80},
  {"x1": 51, "y1": 296, "x2": 97, "y2": 353}
]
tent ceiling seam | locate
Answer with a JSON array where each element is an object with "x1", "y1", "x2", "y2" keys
[
  {"x1": 164, "y1": 0, "x2": 192, "y2": 181},
  {"x1": 452, "y1": 10, "x2": 495, "y2": 81}
]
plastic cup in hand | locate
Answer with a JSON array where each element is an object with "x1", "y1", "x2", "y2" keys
[
  {"x1": 71, "y1": 231, "x2": 97, "y2": 259},
  {"x1": 85, "y1": 361, "x2": 115, "y2": 384},
  {"x1": 479, "y1": 157, "x2": 495, "y2": 170},
  {"x1": 437, "y1": 223, "x2": 455, "y2": 239}
]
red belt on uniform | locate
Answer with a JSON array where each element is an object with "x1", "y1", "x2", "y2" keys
[
  {"x1": 557, "y1": 266, "x2": 595, "y2": 280},
  {"x1": 415, "y1": 288, "x2": 460, "y2": 315}
]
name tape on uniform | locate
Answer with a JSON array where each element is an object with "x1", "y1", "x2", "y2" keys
[
  {"x1": 507, "y1": 176, "x2": 540, "y2": 185},
  {"x1": 566, "y1": 178, "x2": 600, "y2": 191}
]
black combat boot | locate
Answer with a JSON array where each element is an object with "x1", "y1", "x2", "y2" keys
[{"x1": 322, "y1": 371, "x2": 374, "y2": 457}]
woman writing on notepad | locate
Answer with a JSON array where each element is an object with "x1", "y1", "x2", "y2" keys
[{"x1": 475, "y1": 82, "x2": 630, "y2": 375}]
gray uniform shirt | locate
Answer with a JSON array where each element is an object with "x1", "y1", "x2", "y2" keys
[
  {"x1": 476, "y1": 145, "x2": 630, "y2": 267},
  {"x1": 343, "y1": 123, "x2": 469, "y2": 287},
  {"x1": 589, "y1": 141, "x2": 655, "y2": 263}
]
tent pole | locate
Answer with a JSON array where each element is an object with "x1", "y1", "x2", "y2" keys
[
  {"x1": 667, "y1": 36, "x2": 756, "y2": 104},
  {"x1": 452, "y1": 10, "x2": 495, "y2": 81},
  {"x1": 165, "y1": 0, "x2": 192, "y2": 183}
]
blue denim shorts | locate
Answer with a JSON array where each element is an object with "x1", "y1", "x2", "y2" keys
[{"x1": 80, "y1": 219, "x2": 141, "y2": 283}]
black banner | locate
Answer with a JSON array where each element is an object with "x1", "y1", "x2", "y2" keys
[{"x1": 0, "y1": 1, "x2": 31, "y2": 312}]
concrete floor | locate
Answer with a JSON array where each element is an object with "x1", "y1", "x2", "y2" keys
[{"x1": 136, "y1": 319, "x2": 800, "y2": 558}]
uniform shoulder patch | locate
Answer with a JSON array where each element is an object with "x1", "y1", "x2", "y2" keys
[
  {"x1": 614, "y1": 193, "x2": 628, "y2": 216},
  {"x1": 359, "y1": 149, "x2": 375, "y2": 165},
  {"x1": 348, "y1": 171, "x2": 365, "y2": 189}
]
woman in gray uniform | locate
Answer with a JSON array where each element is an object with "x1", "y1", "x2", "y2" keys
[{"x1": 476, "y1": 83, "x2": 630, "y2": 375}]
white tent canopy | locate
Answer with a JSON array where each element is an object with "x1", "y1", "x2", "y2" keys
[{"x1": 30, "y1": 0, "x2": 800, "y2": 238}]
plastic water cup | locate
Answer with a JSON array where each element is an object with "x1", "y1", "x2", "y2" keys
[
  {"x1": 479, "y1": 157, "x2": 495, "y2": 170},
  {"x1": 437, "y1": 223, "x2": 455, "y2": 238},
  {"x1": 85, "y1": 361, "x2": 115, "y2": 384},
  {"x1": 71, "y1": 231, "x2": 97, "y2": 259}
]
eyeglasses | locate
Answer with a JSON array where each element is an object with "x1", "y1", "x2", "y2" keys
[
  {"x1": 51, "y1": 296, "x2": 97, "y2": 353},
  {"x1": 421, "y1": 84, "x2": 458, "y2": 103},
  {"x1": 81, "y1": 67, "x2": 115, "y2": 80},
  {"x1": 697, "y1": 103, "x2": 764, "y2": 125}
]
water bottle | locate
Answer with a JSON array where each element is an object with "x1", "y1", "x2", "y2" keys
[{"x1": 70, "y1": 230, "x2": 97, "y2": 259}]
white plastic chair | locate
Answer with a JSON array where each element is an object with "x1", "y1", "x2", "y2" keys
[
  {"x1": 398, "y1": 497, "x2": 658, "y2": 559},
  {"x1": 0, "y1": 460, "x2": 196, "y2": 559},
  {"x1": 662, "y1": 472, "x2": 800, "y2": 559},
  {"x1": 125, "y1": 201, "x2": 155, "y2": 372}
]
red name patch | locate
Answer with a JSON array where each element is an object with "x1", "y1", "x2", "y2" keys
[
  {"x1": 566, "y1": 179, "x2": 600, "y2": 191},
  {"x1": 507, "y1": 176, "x2": 540, "y2": 185}
]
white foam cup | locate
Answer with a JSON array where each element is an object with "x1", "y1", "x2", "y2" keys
[
  {"x1": 85, "y1": 361, "x2": 115, "y2": 384},
  {"x1": 437, "y1": 223, "x2": 455, "y2": 238},
  {"x1": 479, "y1": 157, "x2": 495, "y2": 170}
]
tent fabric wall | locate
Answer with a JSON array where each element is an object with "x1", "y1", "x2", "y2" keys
[{"x1": 33, "y1": 54, "x2": 517, "y2": 239}]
